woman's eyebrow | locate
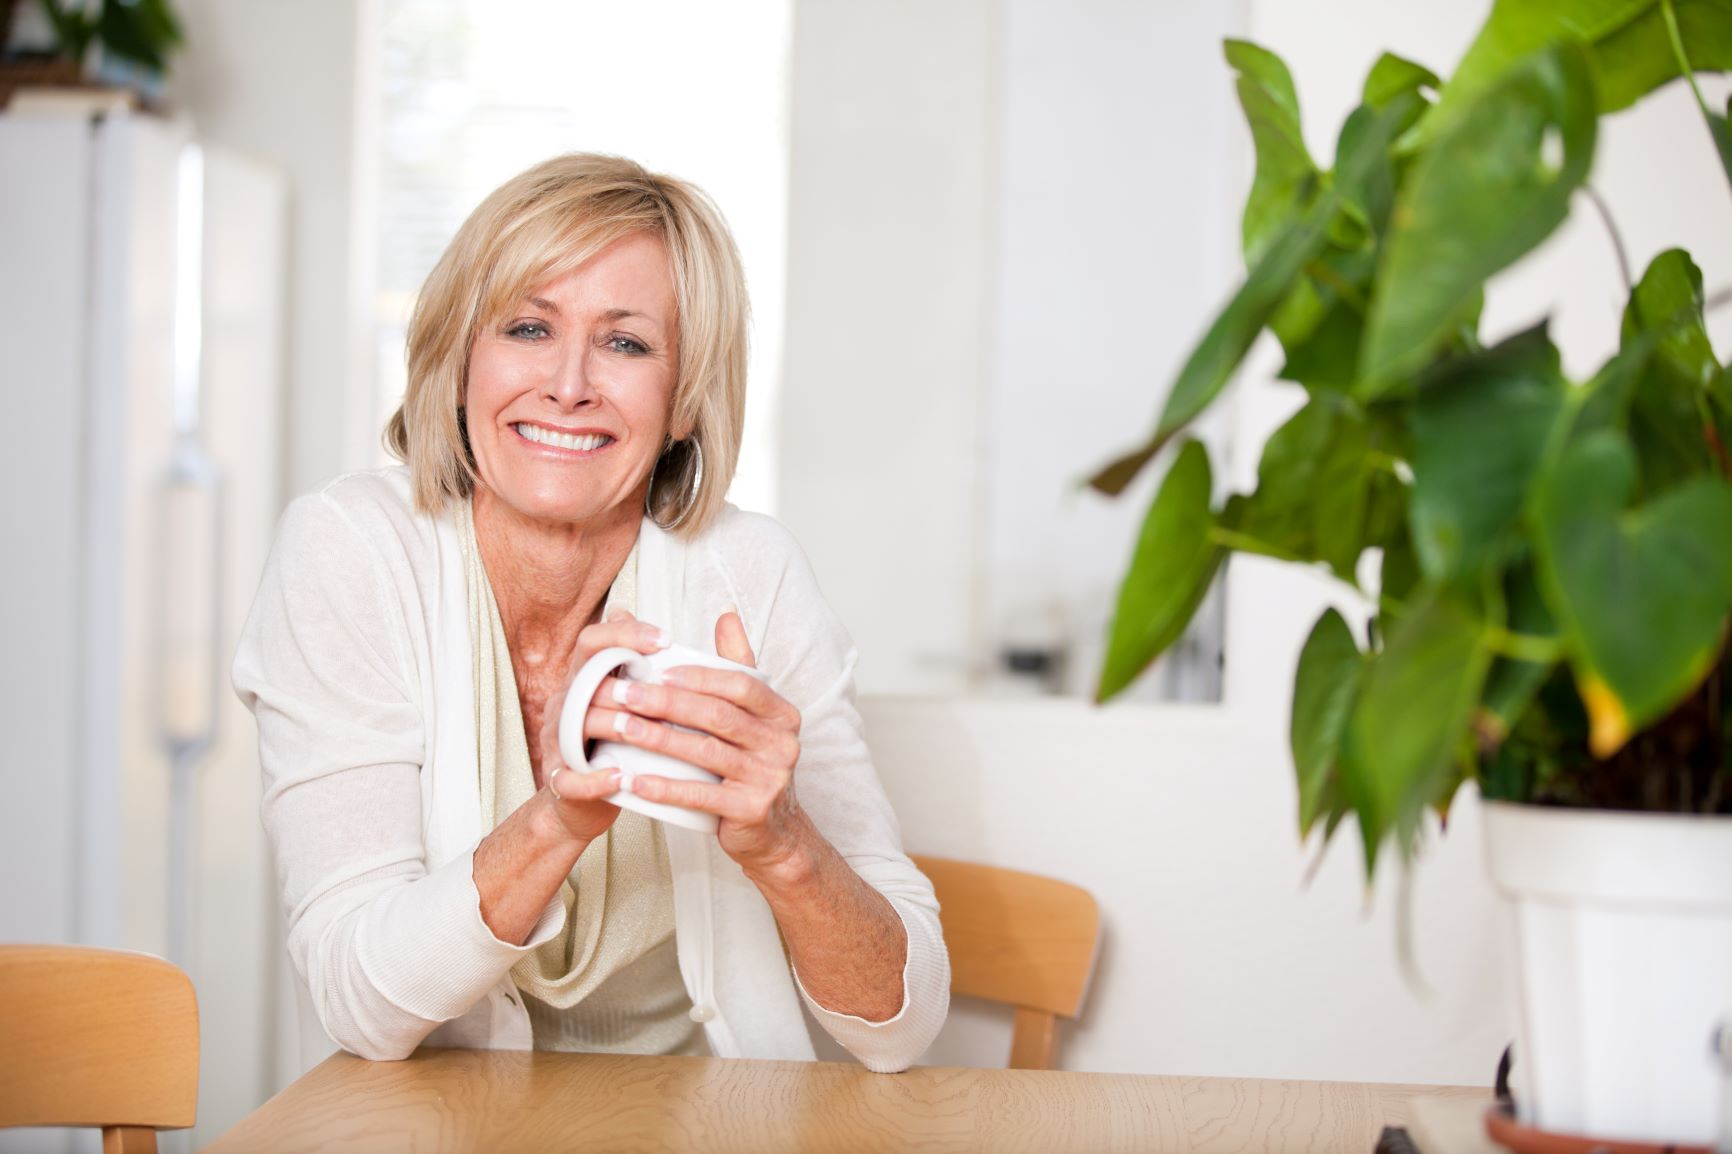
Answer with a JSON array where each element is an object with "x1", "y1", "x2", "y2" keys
[
  {"x1": 601, "y1": 307, "x2": 667, "y2": 333},
  {"x1": 521, "y1": 299, "x2": 662, "y2": 328}
]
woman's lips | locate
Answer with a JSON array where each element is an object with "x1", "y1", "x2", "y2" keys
[{"x1": 512, "y1": 422, "x2": 615, "y2": 454}]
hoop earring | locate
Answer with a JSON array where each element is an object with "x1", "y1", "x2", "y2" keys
[{"x1": 647, "y1": 437, "x2": 704, "y2": 531}]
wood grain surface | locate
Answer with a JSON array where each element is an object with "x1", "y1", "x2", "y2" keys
[
  {"x1": 0, "y1": 945, "x2": 199, "y2": 1134},
  {"x1": 197, "y1": 1049, "x2": 1485, "y2": 1154}
]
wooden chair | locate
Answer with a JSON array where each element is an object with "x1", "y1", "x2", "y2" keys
[
  {"x1": 911, "y1": 855, "x2": 1101, "y2": 1070},
  {"x1": 0, "y1": 945, "x2": 199, "y2": 1153}
]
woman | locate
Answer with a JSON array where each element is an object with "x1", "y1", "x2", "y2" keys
[{"x1": 233, "y1": 153, "x2": 948, "y2": 1070}]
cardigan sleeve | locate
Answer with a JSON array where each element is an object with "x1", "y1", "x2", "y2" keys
[
  {"x1": 711, "y1": 511, "x2": 951, "y2": 1072},
  {"x1": 233, "y1": 490, "x2": 564, "y2": 1061}
]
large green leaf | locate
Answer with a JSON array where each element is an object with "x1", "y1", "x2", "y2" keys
[
  {"x1": 1291, "y1": 608, "x2": 1365, "y2": 838},
  {"x1": 1226, "y1": 39, "x2": 1320, "y2": 266},
  {"x1": 1098, "y1": 441, "x2": 1224, "y2": 701},
  {"x1": 1625, "y1": 249, "x2": 1718, "y2": 388},
  {"x1": 1363, "y1": 52, "x2": 1443, "y2": 110},
  {"x1": 1592, "y1": 0, "x2": 1732, "y2": 113},
  {"x1": 1334, "y1": 93, "x2": 1430, "y2": 238},
  {"x1": 1237, "y1": 394, "x2": 1377, "y2": 579},
  {"x1": 1361, "y1": 41, "x2": 1597, "y2": 391},
  {"x1": 1408, "y1": 325, "x2": 1567, "y2": 579},
  {"x1": 1427, "y1": 0, "x2": 1732, "y2": 133},
  {"x1": 1532, "y1": 429, "x2": 1732, "y2": 754},
  {"x1": 1343, "y1": 592, "x2": 1491, "y2": 874},
  {"x1": 1621, "y1": 249, "x2": 1724, "y2": 494}
]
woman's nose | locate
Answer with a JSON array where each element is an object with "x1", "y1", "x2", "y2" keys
[{"x1": 544, "y1": 346, "x2": 599, "y2": 410}]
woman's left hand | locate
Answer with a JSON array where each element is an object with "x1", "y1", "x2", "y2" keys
[{"x1": 590, "y1": 611, "x2": 813, "y2": 878}]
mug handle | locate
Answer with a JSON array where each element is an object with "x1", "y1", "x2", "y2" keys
[{"x1": 557, "y1": 646, "x2": 644, "y2": 772}]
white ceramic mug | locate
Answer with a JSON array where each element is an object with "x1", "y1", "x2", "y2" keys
[{"x1": 557, "y1": 641, "x2": 765, "y2": 833}]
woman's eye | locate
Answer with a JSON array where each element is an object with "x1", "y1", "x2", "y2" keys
[
  {"x1": 507, "y1": 322, "x2": 550, "y2": 340},
  {"x1": 608, "y1": 335, "x2": 649, "y2": 356}
]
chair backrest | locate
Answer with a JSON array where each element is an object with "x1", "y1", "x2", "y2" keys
[
  {"x1": 911, "y1": 855, "x2": 1100, "y2": 1070},
  {"x1": 0, "y1": 945, "x2": 199, "y2": 1153}
]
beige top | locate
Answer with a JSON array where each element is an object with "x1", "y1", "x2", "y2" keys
[{"x1": 460, "y1": 499, "x2": 700, "y2": 1055}]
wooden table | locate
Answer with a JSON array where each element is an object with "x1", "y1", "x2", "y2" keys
[{"x1": 198, "y1": 1048, "x2": 1485, "y2": 1154}]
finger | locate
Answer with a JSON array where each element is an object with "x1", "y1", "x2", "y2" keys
[
  {"x1": 577, "y1": 617, "x2": 671, "y2": 659},
  {"x1": 714, "y1": 610, "x2": 755, "y2": 668},
  {"x1": 551, "y1": 767, "x2": 623, "y2": 802},
  {"x1": 628, "y1": 774, "x2": 756, "y2": 821},
  {"x1": 582, "y1": 704, "x2": 641, "y2": 746},
  {"x1": 608, "y1": 679, "x2": 776, "y2": 749},
  {"x1": 605, "y1": 606, "x2": 636, "y2": 624},
  {"x1": 604, "y1": 712, "x2": 760, "y2": 781},
  {"x1": 659, "y1": 665, "x2": 800, "y2": 731}
]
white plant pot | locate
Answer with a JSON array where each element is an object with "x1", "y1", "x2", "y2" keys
[{"x1": 1482, "y1": 800, "x2": 1732, "y2": 1145}]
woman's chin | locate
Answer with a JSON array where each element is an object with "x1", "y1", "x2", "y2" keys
[{"x1": 485, "y1": 485, "x2": 637, "y2": 531}]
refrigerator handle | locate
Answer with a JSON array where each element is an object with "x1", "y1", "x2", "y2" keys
[{"x1": 156, "y1": 449, "x2": 225, "y2": 762}]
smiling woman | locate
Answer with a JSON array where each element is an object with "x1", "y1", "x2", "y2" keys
[
  {"x1": 234, "y1": 154, "x2": 948, "y2": 1069},
  {"x1": 466, "y1": 233, "x2": 682, "y2": 530}
]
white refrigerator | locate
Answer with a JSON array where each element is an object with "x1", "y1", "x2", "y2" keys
[{"x1": 0, "y1": 109, "x2": 287, "y2": 1151}]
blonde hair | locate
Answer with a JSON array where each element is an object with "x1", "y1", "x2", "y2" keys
[{"x1": 386, "y1": 153, "x2": 749, "y2": 536}]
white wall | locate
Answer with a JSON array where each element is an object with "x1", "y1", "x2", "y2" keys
[
  {"x1": 781, "y1": 0, "x2": 1245, "y2": 700},
  {"x1": 982, "y1": 0, "x2": 1242, "y2": 700},
  {"x1": 780, "y1": 0, "x2": 999, "y2": 695}
]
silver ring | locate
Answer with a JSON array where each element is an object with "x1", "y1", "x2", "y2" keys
[{"x1": 547, "y1": 764, "x2": 567, "y2": 801}]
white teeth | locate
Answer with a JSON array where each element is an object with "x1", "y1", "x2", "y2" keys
[{"x1": 515, "y1": 424, "x2": 611, "y2": 452}]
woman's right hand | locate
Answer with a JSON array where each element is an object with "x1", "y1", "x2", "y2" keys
[{"x1": 534, "y1": 608, "x2": 669, "y2": 844}]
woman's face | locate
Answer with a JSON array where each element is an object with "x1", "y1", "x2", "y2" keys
[{"x1": 465, "y1": 231, "x2": 682, "y2": 530}]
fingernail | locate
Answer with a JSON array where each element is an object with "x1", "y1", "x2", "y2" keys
[
  {"x1": 655, "y1": 628, "x2": 672, "y2": 649},
  {"x1": 611, "y1": 680, "x2": 634, "y2": 706},
  {"x1": 613, "y1": 711, "x2": 631, "y2": 736},
  {"x1": 660, "y1": 668, "x2": 685, "y2": 687}
]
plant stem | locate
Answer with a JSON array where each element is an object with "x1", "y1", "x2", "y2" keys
[
  {"x1": 1366, "y1": 450, "x2": 1407, "y2": 478},
  {"x1": 1582, "y1": 185, "x2": 1634, "y2": 295},
  {"x1": 1207, "y1": 527, "x2": 1311, "y2": 564},
  {"x1": 1659, "y1": 0, "x2": 1714, "y2": 119},
  {"x1": 1483, "y1": 627, "x2": 1565, "y2": 664},
  {"x1": 1308, "y1": 260, "x2": 1369, "y2": 315}
]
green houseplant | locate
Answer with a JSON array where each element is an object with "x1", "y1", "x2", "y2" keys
[
  {"x1": 1090, "y1": 0, "x2": 1732, "y2": 1143},
  {"x1": 1, "y1": 0, "x2": 184, "y2": 106},
  {"x1": 32, "y1": 0, "x2": 183, "y2": 77}
]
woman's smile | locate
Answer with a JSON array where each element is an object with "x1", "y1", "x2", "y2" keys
[
  {"x1": 511, "y1": 422, "x2": 617, "y2": 455},
  {"x1": 465, "y1": 230, "x2": 681, "y2": 528}
]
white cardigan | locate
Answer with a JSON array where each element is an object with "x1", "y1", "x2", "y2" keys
[{"x1": 232, "y1": 468, "x2": 948, "y2": 1071}]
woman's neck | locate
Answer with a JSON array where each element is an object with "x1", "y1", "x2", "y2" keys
[{"x1": 471, "y1": 485, "x2": 641, "y2": 677}]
